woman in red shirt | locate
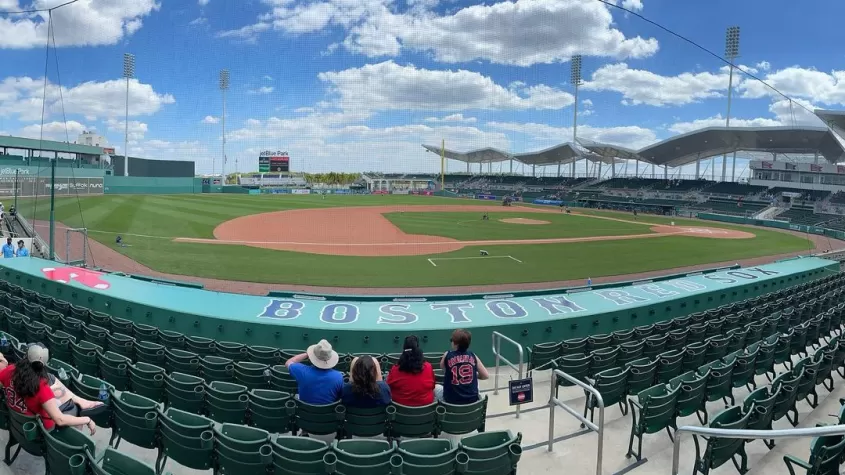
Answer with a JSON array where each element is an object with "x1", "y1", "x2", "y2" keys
[
  {"x1": 0, "y1": 344, "x2": 96, "y2": 434},
  {"x1": 387, "y1": 335, "x2": 436, "y2": 406}
]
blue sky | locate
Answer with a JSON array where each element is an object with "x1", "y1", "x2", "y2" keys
[{"x1": 0, "y1": 0, "x2": 844, "y2": 177}]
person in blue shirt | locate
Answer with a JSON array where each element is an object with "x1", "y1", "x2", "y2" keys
[
  {"x1": 16, "y1": 241, "x2": 29, "y2": 258},
  {"x1": 341, "y1": 355, "x2": 391, "y2": 408},
  {"x1": 284, "y1": 339, "x2": 343, "y2": 405},
  {"x1": 1, "y1": 238, "x2": 14, "y2": 259}
]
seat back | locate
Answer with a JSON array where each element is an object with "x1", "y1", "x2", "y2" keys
[
  {"x1": 213, "y1": 423, "x2": 273, "y2": 474},
  {"x1": 40, "y1": 421, "x2": 95, "y2": 475},
  {"x1": 248, "y1": 389, "x2": 294, "y2": 434},
  {"x1": 342, "y1": 404, "x2": 391, "y2": 438},
  {"x1": 698, "y1": 406, "x2": 751, "y2": 471},
  {"x1": 438, "y1": 396, "x2": 487, "y2": 436},
  {"x1": 333, "y1": 439, "x2": 400, "y2": 475},
  {"x1": 7, "y1": 409, "x2": 43, "y2": 459},
  {"x1": 157, "y1": 407, "x2": 215, "y2": 471},
  {"x1": 92, "y1": 447, "x2": 158, "y2": 475},
  {"x1": 295, "y1": 399, "x2": 343, "y2": 437},
  {"x1": 272, "y1": 436, "x2": 331, "y2": 475},
  {"x1": 398, "y1": 439, "x2": 458, "y2": 475},
  {"x1": 204, "y1": 381, "x2": 249, "y2": 424},
  {"x1": 635, "y1": 384, "x2": 679, "y2": 435},
  {"x1": 112, "y1": 390, "x2": 160, "y2": 450},
  {"x1": 458, "y1": 430, "x2": 522, "y2": 475}
]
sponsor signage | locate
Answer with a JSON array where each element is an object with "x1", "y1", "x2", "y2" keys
[
  {"x1": 509, "y1": 378, "x2": 533, "y2": 406},
  {"x1": 258, "y1": 151, "x2": 290, "y2": 173},
  {"x1": 0, "y1": 168, "x2": 29, "y2": 175},
  {"x1": 534, "y1": 199, "x2": 563, "y2": 206},
  {"x1": 102, "y1": 147, "x2": 116, "y2": 155},
  {"x1": 476, "y1": 194, "x2": 497, "y2": 200},
  {"x1": 291, "y1": 189, "x2": 310, "y2": 195}
]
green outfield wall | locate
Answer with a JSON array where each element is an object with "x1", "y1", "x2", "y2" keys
[
  {"x1": 698, "y1": 212, "x2": 845, "y2": 240},
  {"x1": 0, "y1": 256, "x2": 836, "y2": 362},
  {"x1": 103, "y1": 176, "x2": 202, "y2": 195}
]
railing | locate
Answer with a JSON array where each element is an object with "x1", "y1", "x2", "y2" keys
[
  {"x1": 491, "y1": 331, "x2": 524, "y2": 418},
  {"x1": 14, "y1": 214, "x2": 53, "y2": 261},
  {"x1": 671, "y1": 424, "x2": 845, "y2": 475},
  {"x1": 548, "y1": 369, "x2": 604, "y2": 475}
]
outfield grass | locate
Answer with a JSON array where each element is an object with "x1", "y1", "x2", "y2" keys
[
  {"x1": 13, "y1": 194, "x2": 813, "y2": 288},
  {"x1": 383, "y1": 211, "x2": 650, "y2": 240}
]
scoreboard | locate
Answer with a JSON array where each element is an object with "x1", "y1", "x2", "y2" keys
[{"x1": 258, "y1": 151, "x2": 290, "y2": 172}]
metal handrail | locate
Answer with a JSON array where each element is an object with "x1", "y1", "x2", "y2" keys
[
  {"x1": 548, "y1": 369, "x2": 605, "y2": 475},
  {"x1": 491, "y1": 331, "x2": 524, "y2": 418},
  {"x1": 671, "y1": 424, "x2": 845, "y2": 475}
]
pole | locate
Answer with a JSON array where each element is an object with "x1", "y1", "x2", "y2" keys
[
  {"x1": 571, "y1": 84, "x2": 579, "y2": 178},
  {"x1": 124, "y1": 75, "x2": 130, "y2": 177},
  {"x1": 49, "y1": 157, "x2": 56, "y2": 260},
  {"x1": 221, "y1": 87, "x2": 227, "y2": 185},
  {"x1": 13, "y1": 169, "x2": 18, "y2": 213},
  {"x1": 440, "y1": 139, "x2": 445, "y2": 191},
  {"x1": 731, "y1": 151, "x2": 737, "y2": 181}
]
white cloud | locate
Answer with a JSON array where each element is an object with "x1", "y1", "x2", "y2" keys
[
  {"x1": 0, "y1": 76, "x2": 175, "y2": 122},
  {"x1": 198, "y1": 0, "x2": 210, "y2": 5},
  {"x1": 189, "y1": 17, "x2": 208, "y2": 26},
  {"x1": 740, "y1": 66, "x2": 845, "y2": 106},
  {"x1": 583, "y1": 63, "x2": 734, "y2": 106},
  {"x1": 19, "y1": 120, "x2": 88, "y2": 141},
  {"x1": 0, "y1": 0, "x2": 160, "y2": 49},
  {"x1": 424, "y1": 114, "x2": 476, "y2": 123},
  {"x1": 105, "y1": 119, "x2": 149, "y2": 141},
  {"x1": 487, "y1": 121, "x2": 657, "y2": 150},
  {"x1": 756, "y1": 61, "x2": 771, "y2": 71},
  {"x1": 620, "y1": 0, "x2": 644, "y2": 10},
  {"x1": 224, "y1": 0, "x2": 658, "y2": 67},
  {"x1": 263, "y1": 75, "x2": 273, "y2": 81},
  {"x1": 582, "y1": 99, "x2": 594, "y2": 107},
  {"x1": 247, "y1": 86, "x2": 274, "y2": 95},
  {"x1": 318, "y1": 61, "x2": 574, "y2": 111},
  {"x1": 202, "y1": 115, "x2": 220, "y2": 124}
]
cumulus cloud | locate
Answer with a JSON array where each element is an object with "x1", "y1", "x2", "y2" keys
[
  {"x1": 0, "y1": 0, "x2": 159, "y2": 49},
  {"x1": 19, "y1": 120, "x2": 88, "y2": 141},
  {"x1": 220, "y1": 0, "x2": 658, "y2": 67},
  {"x1": 318, "y1": 61, "x2": 574, "y2": 111},
  {"x1": 487, "y1": 121, "x2": 657, "y2": 150},
  {"x1": 201, "y1": 115, "x2": 220, "y2": 124},
  {"x1": 198, "y1": 0, "x2": 210, "y2": 5},
  {"x1": 0, "y1": 76, "x2": 174, "y2": 122},
  {"x1": 740, "y1": 67, "x2": 845, "y2": 106},
  {"x1": 582, "y1": 63, "x2": 735, "y2": 106},
  {"x1": 424, "y1": 114, "x2": 477, "y2": 123},
  {"x1": 667, "y1": 115, "x2": 782, "y2": 135},
  {"x1": 247, "y1": 86, "x2": 274, "y2": 95},
  {"x1": 105, "y1": 119, "x2": 149, "y2": 141}
]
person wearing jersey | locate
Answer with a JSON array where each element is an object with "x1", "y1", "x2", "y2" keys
[{"x1": 438, "y1": 329, "x2": 489, "y2": 404}]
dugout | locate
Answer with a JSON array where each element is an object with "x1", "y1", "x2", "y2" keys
[{"x1": 578, "y1": 197, "x2": 676, "y2": 216}]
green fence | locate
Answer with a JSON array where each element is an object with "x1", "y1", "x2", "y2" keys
[
  {"x1": 697, "y1": 212, "x2": 845, "y2": 239},
  {"x1": 103, "y1": 176, "x2": 202, "y2": 194}
]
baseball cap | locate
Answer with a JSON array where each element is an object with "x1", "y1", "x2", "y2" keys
[{"x1": 27, "y1": 343, "x2": 49, "y2": 366}]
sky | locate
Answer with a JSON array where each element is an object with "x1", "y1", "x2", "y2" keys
[{"x1": 0, "y1": 0, "x2": 844, "y2": 178}]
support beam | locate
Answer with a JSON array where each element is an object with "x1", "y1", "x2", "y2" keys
[
  {"x1": 598, "y1": 161, "x2": 602, "y2": 179},
  {"x1": 611, "y1": 161, "x2": 616, "y2": 178},
  {"x1": 731, "y1": 152, "x2": 737, "y2": 182},
  {"x1": 570, "y1": 160, "x2": 575, "y2": 178},
  {"x1": 695, "y1": 158, "x2": 700, "y2": 179},
  {"x1": 664, "y1": 165, "x2": 668, "y2": 180},
  {"x1": 635, "y1": 159, "x2": 639, "y2": 177}
]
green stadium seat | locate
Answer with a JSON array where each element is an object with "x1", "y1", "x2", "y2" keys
[
  {"x1": 185, "y1": 335, "x2": 217, "y2": 357},
  {"x1": 691, "y1": 406, "x2": 751, "y2": 475},
  {"x1": 397, "y1": 438, "x2": 458, "y2": 475},
  {"x1": 128, "y1": 362, "x2": 167, "y2": 402},
  {"x1": 332, "y1": 439, "x2": 401, "y2": 475},
  {"x1": 612, "y1": 328, "x2": 636, "y2": 346},
  {"x1": 790, "y1": 325, "x2": 810, "y2": 358},
  {"x1": 772, "y1": 369, "x2": 803, "y2": 427},
  {"x1": 633, "y1": 324, "x2": 655, "y2": 339},
  {"x1": 731, "y1": 346, "x2": 758, "y2": 391},
  {"x1": 205, "y1": 380, "x2": 249, "y2": 424},
  {"x1": 669, "y1": 370, "x2": 709, "y2": 426},
  {"x1": 200, "y1": 355, "x2": 235, "y2": 383},
  {"x1": 656, "y1": 350, "x2": 685, "y2": 384},
  {"x1": 560, "y1": 337, "x2": 588, "y2": 356},
  {"x1": 699, "y1": 358, "x2": 736, "y2": 409},
  {"x1": 585, "y1": 367, "x2": 629, "y2": 423},
  {"x1": 554, "y1": 354, "x2": 590, "y2": 395},
  {"x1": 783, "y1": 435, "x2": 845, "y2": 475},
  {"x1": 157, "y1": 330, "x2": 186, "y2": 349},
  {"x1": 106, "y1": 332, "x2": 135, "y2": 359},
  {"x1": 751, "y1": 340, "x2": 777, "y2": 381},
  {"x1": 40, "y1": 308, "x2": 63, "y2": 331},
  {"x1": 156, "y1": 407, "x2": 215, "y2": 473},
  {"x1": 134, "y1": 340, "x2": 166, "y2": 367},
  {"x1": 88, "y1": 310, "x2": 111, "y2": 328},
  {"x1": 269, "y1": 365, "x2": 299, "y2": 393},
  {"x1": 248, "y1": 389, "x2": 294, "y2": 434},
  {"x1": 437, "y1": 395, "x2": 487, "y2": 436},
  {"x1": 642, "y1": 334, "x2": 668, "y2": 360},
  {"x1": 525, "y1": 342, "x2": 561, "y2": 375},
  {"x1": 98, "y1": 350, "x2": 131, "y2": 391},
  {"x1": 682, "y1": 342, "x2": 708, "y2": 372},
  {"x1": 742, "y1": 386, "x2": 778, "y2": 449},
  {"x1": 272, "y1": 436, "x2": 331, "y2": 475},
  {"x1": 458, "y1": 430, "x2": 522, "y2": 475},
  {"x1": 40, "y1": 418, "x2": 96, "y2": 475},
  {"x1": 110, "y1": 390, "x2": 160, "y2": 450},
  {"x1": 68, "y1": 304, "x2": 89, "y2": 323},
  {"x1": 294, "y1": 399, "x2": 344, "y2": 438},
  {"x1": 666, "y1": 330, "x2": 688, "y2": 353},
  {"x1": 60, "y1": 316, "x2": 84, "y2": 341},
  {"x1": 793, "y1": 357, "x2": 821, "y2": 413},
  {"x1": 46, "y1": 329, "x2": 75, "y2": 364},
  {"x1": 4, "y1": 409, "x2": 42, "y2": 465},
  {"x1": 248, "y1": 345, "x2": 283, "y2": 366},
  {"x1": 164, "y1": 348, "x2": 200, "y2": 375},
  {"x1": 389, "y1": 401, "x2": 444, "y2": 439},
  {"x1": 213, "y1": 423, "x2": 273, "y2": 475},
  {"x1": 217, "y1": 340, "x2": 249, "y2": 362},
  {"x1": 71, "y1": 374, "x2": 113, "y2": 428},
  {"x1": 70, "y1": 339, "x2": 102, "y2": 377},
  {"x1": 109, "y1": 316, "x2": 134, "y2": 335},
  {"x1": 234, "y1": 361, "x2": 271, "y2": 389},
  {"x1": 342, "y1": 404, "x2": 394, "y2": 439},
  {"x1": 82, "y1": 323, "x2": 109, "y2": 349},
  {"x1": 589, "y1": 347, "x2": 619, "y2": 377},
  {"x1": 165, "y1": 371, "x2": 205, "y2": 414},
  {"x1": 47, "y1": 358, "x2": 79, "y2": 382},
  {"x1": 627, "y1": 383, "x2": 679, "y2": 461},
  {"x1": 131, "y1": 322, "x2": 159, "y2": 342},
  {"x1": 23, "y1": 318, "x2": 50, "y2": 343},
  {"x1": 625, "y1": 357, "x2": 658, "y2": 396},
  {"x1": 587, "y1": 334, "x2": 613, "y2": 352},
  {"x1": 83, "y1": 447, "x2": 162, "y2": 475},
  {"x1": 617, "y1": 340, "x2": 645, "y2": 367}
]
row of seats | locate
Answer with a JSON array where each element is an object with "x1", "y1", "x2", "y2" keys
[
  {"x1": 776, "y1": 207, "x2": 823, "y2": 226},
  {"x1": 783, "y1": 398, "x2": 845, "y2": 474},
  {"x1": 687, "y1": 323, "x2": 844, "y2": 474},
  {"x1": 3, "y1": 399, "x2": 520, "y2": 475}
]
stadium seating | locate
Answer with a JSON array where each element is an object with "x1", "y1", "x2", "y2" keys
[
  {"x1": 703, "y1": 182, "x2": 768, "y2": 196},
  {"x1": 775, "y1": 206, "x2": 824, "y2": 225},
  {"x1": 702, "y1": 198, "x2": 770, "y2": 216},
  {"x1": 768, "y1": 187, "x2": 831, "y2": 201}
]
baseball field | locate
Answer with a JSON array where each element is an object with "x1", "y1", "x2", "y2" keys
[{"x1": 15, "y1": 194, "x2": 817, "y2": 290}]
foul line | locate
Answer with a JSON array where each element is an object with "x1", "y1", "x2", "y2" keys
[{"x1": 428, "y1": 255, "x2": 522, "y2": 267}]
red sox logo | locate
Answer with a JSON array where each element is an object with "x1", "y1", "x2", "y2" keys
[{"x1": 40, "y1": 267, "x2": 111, "y2": 290}]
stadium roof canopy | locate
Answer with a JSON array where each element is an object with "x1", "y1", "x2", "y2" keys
[
  {"x1": 577, "y1": 138, "x2": 642, "y2": 161},
  {"x1": 637, "y1": 126, "x2": 845, "y2": 166},
  {"x1": 815, "y1": 109, "x2": 845, "y2": 139},
  {"x1": 0, "y1": 135, "x2": 104, "y2": 156},
  {"x1": 512, "y1": 142, "x2": 583, "y2": 165},
  {"x1": 421, "y1": 144, "x2": 510, "y2": 163}
]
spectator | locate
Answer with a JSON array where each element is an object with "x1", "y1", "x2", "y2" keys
[
  {"x1": 342, "y1": 355, "x2": 391, "y2": 408},
  {"x1": 387, "y1": 336, "x2": 436, "y2": 406},
  {"x1": 0, "y1": 343, "x2": 97, "y2": 434},
  {"x1": 1, "y1": 238, "x2": 13, "y2": 258},
  {"x1": 438, "y1": 329, "x2": 489, "y2": 404},
  {"x1": 16, "y1": 240, "x2": 28, "y2": 257},
  {"x1": 284, "y1": 339, "x2": 343, "y2": 405}
]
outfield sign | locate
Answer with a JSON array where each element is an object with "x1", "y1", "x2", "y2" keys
[
  {"x1": 508, "y1": 378, "x2": 533, "y2": 406},
  {"x1": 258, "y1": 151, "x2": 290, "y2": 173}
]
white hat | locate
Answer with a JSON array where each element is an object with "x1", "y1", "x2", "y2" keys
[
  {"x1": 306, "y1": 339, "x2": 339, "y2": 369},
  {"x1": 27, "y1": 343, "x2": 49, "y2": 366}
]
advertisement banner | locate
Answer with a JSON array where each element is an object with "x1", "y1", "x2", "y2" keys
[
  {"x1": 291, "y1": 188, "x2": 311, "y2": 195},
  {"x1": 372, "y1": 190, "x2": 390, "y2": 195},
  {"x1": 533, "y1": 199, "x2": 563, "y2": 206},
  {"x1": 476, "y1": 194, "x2": 497, "y2": 200},
  {"x1": 334, "y1": 189, "x2": 352, "y2": 195},
  {"x1": 259, "y1": 151, "x2": 290, "y2": 172}
]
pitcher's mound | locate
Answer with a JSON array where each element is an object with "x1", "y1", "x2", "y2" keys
[{"x1": 499, "y1": 218, "x2": 550, "y2": 225}]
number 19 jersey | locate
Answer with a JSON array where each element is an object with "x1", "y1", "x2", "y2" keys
[{"x1": 442, "y1": 350, "x2": 479, "y2": 405}]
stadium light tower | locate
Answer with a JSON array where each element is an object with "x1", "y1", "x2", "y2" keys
[
  {"x1": 122, "y1": 53, "x2": 135, "y2": 177},
  {"x1": 724, "y1": 26, "x2": 740, "y2": 182},
  {"x1": 219, "y1": 69, "x2": 230, "y2": 183},
  {"x1": 570, "y1": 55, "x2": 583, "y2": 178}
]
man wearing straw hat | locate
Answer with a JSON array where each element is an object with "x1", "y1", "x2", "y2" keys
[{"x1": 285, "y1": 339, "x2": 344, "y2": 405}]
